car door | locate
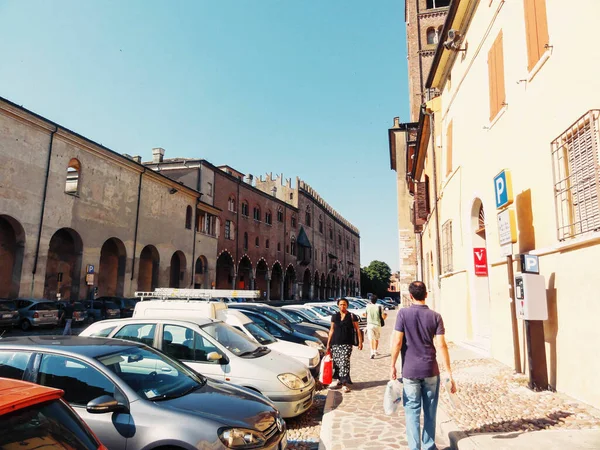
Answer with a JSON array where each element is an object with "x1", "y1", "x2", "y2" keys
[
  {"x1": 160, "y1": 324, "x2": 226, "y2": 380},
  {"x1": 36, "y1": 353, "x2": 133, "y2": 450}
]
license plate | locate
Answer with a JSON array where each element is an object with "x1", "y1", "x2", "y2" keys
[
  {"x1": 2, "y1": 314, "x2": 12, "y2": 319},
  {"x1": 43, "y1": 314, "x2": 53, "y2": 318}
]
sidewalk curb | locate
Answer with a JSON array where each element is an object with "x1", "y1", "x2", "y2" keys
[
  {"x1": 437, "y1": 404, "x2": 478, "y2": 450},
  {"x1": 317, "y1": 389, "x2": 336, "y2": 450}
]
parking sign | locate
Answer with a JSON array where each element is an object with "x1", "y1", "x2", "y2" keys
[{"x1": 494, "y1": 170, "x2": 513, "y2": 209}]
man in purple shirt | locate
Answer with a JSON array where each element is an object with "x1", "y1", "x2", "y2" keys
[{"x1": 390, "y1": 281, "x2": 456, "y2": 450}]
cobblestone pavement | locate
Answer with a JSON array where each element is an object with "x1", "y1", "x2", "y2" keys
[
  {"x1": 320, "y1": 311, "x2": 449, "y2": 450},
  {"x1": 286, "y1": 386, "x2": 327, "y2": 450}
]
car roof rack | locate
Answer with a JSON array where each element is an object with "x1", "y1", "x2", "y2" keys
[{"x1": 134, "y1": 288, "x2": 262, "y2": 301}]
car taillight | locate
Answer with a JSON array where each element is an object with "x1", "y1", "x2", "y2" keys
[{"x1": 33, "y1": 312, "x2": 39, "y2": 318}]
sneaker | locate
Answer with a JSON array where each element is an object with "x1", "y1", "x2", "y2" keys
[
  {"x1": 329, "y1": 382, "x2": 342, "y2": 390},
  {"x1": 370, "y1": 354, "x2": 375, "y2": 359},
  {"x1": 342, "y1": 385, "x2": 351, "y2": 393}
]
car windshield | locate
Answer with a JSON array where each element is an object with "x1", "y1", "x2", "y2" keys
[
  {"x1": 97, "y1": 346, "x2": 205, "y2": 401},
  {"x1": 0, "y1": 301, "x2": 16, "y2": 311},
  {"x1": 311, "y1": 306, "x2": 331, "y2": 316},
  {"x1": 125, "y1": 298, "x2": 138, "y2": 307},
  {"x1": 278, "y1": 309, "x2": 301, "y2": 324},
  {"x1": 72, "y1": 303, "x2": 85, "y2": 311},
  {"x1": 201, "y1": 322, "x2": 268, "y2": 357},
  {"x1": 35, "y1": 303, "x2": 56, "y2": 311},
  {"x1": 297, "y1": 308, "x2": 319, "y2": 320},
  {"x1": 348, "y1": 301, "x2": 362, "y2": 309},
  {"x1": 244, "y1": 323, "x2": 277, "y2": 345},
  {"x1": 104, "y1": 302, "x2": 119, "y2": 309}
]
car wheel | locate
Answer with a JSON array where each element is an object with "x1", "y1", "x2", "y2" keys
[{"x1": 20, "y1": 320, "x2": 31, "y2": 331}]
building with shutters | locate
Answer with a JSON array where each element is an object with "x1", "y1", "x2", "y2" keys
[{"x1": 390, "y1": 0, "x2": 600, "y2": 409}]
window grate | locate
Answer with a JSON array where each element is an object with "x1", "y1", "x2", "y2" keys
[
  {"x1": 551, "y1": 110, "x2": 600, "y2": 240},
  {"x1": 442, "y1": 220, "x2": 453, "y2": 274}
]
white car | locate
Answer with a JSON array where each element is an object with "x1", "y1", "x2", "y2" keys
[
  {"x1": 219, "y1": 309, "x2": 321, "y2": 372},
  {"x1": 80, "y1": 316, "x2": 315, "y2": 418}
]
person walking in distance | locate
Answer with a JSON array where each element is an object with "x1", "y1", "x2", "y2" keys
[
  {"x1": 390, "y1": 281, "x2": 456, "y2": 450},
  {"x1": 61, "y1": 300, "x2": 75, "y2": 336},
  {"x1": 366, "y1": 295, "x2": 386, "y2": 359},
  {"x1": 326, "y1": 298, "x2": 363, "y2": 393}
]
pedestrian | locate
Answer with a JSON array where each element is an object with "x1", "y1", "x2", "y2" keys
[
  {"x1": 326, "y1": 297, "x2": 363, "y2": 393},
  {"x1": 61, "y1": 300, "x2": 75, "y2": 336},
  {"x1": 390, "y1": 281, "x2": 456, "y2": 450},
  {"x1": 366, "y1": 295, "x2": 387, "y2": 359}
]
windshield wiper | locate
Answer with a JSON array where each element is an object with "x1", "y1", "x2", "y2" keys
[
  {"x1": 150, "y1": 382, "x2": 203, "y2": 401},
  {"x1": 239, "y1": 346, "x2": 269, "y2": 357}
]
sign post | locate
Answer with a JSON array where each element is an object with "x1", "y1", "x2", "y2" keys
[{"x1": 494, "y1": 169, "x2": 522, "y2": 374}]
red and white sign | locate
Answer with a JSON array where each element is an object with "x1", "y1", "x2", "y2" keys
[{"x1": 473, "y1": 248, "x2": 488, "y2": 276}]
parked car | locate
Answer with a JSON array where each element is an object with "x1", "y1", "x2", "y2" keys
[
  {"x1": 56, "y1": 301, "x2": 88, "y2": 326},
  {"x1": 229, "y1": 303, "x2": 329, "y2": 345},
  {"x1": 377, "y1": 299, "x2": 397, "y2": 310},
  {"x1": 301, "y1": 304, "x2": 334, "y2": 320},
  {"x1": 83, "y1": 298, "x2": 121, "y2": 322},
  {"x1": 240, "y1": 309, "x2": 325, "y2": 353},
  {"x1": 0, "y1": 336, "x2": 287, "y2": 450},
  {"x1": 15, "y1": 299, "x2": 59, "y2": 331},
  {"x1": 0, "y1": 377, "x2": 107, "y2": 450},
  {"x1": 0, "y1": 299, "x2": 20, "y2": 329},
  {"x1": 103, "y1": 297, "x2": 139, "y2": 318},
  {"x1": 280, "y1": 305, "x2": 331, "y2": 329},
  {"x1": 80, "y1": 316, "x2": 315, "y2": 418}
]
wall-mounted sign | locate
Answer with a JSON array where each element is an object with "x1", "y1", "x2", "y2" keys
[
  {"x1": 473, "y1": 248, "x2": 488, "y2": 276},
  {"x1": 494, "y1": 169, "x2": 514, "y2": 210},
  {"x1": 87, "y1": 264, "x2": 95, "y2": 274},
  {"x1": 85, "y1": 274, "x2": 95, "y2": 286},
  {"x1": 497, "y1": 208, "x2": 517, "y2": 245},
  {"x1": 520, "y1": 254, "x2": 540, "y2": 274}
]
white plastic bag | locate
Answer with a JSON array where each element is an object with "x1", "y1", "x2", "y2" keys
[{"x1": 383, "y1": 379, "x2": 403, "y2": 415}]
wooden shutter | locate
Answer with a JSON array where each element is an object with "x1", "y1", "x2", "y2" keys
[
  {"x1": 488, "y1": 31, "x2": 505, "y2": 120},
  {"x1": 524, "y1": 0, "x2": 549, "y2": 71},
  {"x1": 414, "y1": 181, "x2": 429, "y2": 224},
  {"x1": 446, "y1": 121, "x2": 453, "y2": 176},
  {"x1": 488, "y1": 41, "x2": 498, "y2": 120}
]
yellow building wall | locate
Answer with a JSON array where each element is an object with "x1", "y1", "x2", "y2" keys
[{"x1": 418, "y1": 0, "x2": 600, "y2": 408}]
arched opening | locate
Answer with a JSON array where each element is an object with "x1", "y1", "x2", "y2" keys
[
  {"x1": 138, "y1": 245, "x2": 160, "y2": 292},
  {"x1": 98, "y1": 238, "x2": 127, "y2": 296},
  {"x1": 313, "y1": 271, "x2": 320, "y2": 300},
  {"x1": 321, "y1": 273, "x2": 326, "y2": 300},
  {"x1": 237, "y1": 256, "x2": 253, "y2": 290},
  {"x1": 256, "y1": 259, "x2": 269, "y2": 300},
  {"x1": 169, "y1": 251, "x2": 187, "y2": 288},
  {"x1": 471, "y1": 199, "x2": 492, "y2": 352},
  {"x1": 0, "y1": 215, "x2": 26, "y2": 298},
  {"x1": 44, "y1": 228, "x2": 83, "y2": 301},
  {"x1": 216, "y1": 252, "x2": 235, "y2": 289},
  {"x1": 284, "y1": 265, "x2": 296, "y2": 300},
  {"x1": 228, "y1": 196, "x2": 236, "y2": 212},
  {"x1": 301, "y1": 269, "x2": 311, "y2": 300},
  {"x1": 185, "y1": 206, "x2": 192, "y2": 229},
  {"x1": 65, "y1": 158, "x2": 81, "y2": 195},
  {"x1": 194, "y1": 255, "x2": 208, "y2": 289},
  {"x1": 426, "y1": 27, "x2": 438, "y2": 45},
  {"x1": 270, "y1": 263, "x2": 283, "y2": 300}
]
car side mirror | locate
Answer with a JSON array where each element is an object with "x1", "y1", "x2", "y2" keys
[
  {"x1": 86, "y1": 395, "x2": 127, "y2": 414},
  {"x1": 207, "y1": 351, "x2": 224, "y2": 362}
]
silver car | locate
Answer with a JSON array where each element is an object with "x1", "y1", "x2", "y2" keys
[
  {"x1": 15, "y1": 299, "x2": 59, "y2": 331},
  {"x1": 0, "y1": 336, "x2": 287, "y2": 450}
]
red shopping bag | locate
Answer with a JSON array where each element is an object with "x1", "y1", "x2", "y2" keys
[{"x1": 319, "y1": 353, "x2": 333, "y2": 385}]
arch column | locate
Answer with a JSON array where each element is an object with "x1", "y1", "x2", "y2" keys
[
  {"x1": 310, "y1": 282, "x2": 314, "y2": 300},
  {"x1": 266, "y1": 274, "x2": 271, "y2": 301}
]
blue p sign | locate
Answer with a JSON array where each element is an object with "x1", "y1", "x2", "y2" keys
[{"x1": 494, "y1": 170, "x2": 513, "y2": 209}]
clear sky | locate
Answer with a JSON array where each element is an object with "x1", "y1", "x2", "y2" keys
[{"x1": 0, "y1": 0, "x2": 409, "y2": 272}]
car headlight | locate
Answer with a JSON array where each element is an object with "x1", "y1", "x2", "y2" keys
[
  {"x1": 310, "y1": 355, "x2": 320, "y2": 367},
  {"x1": 305, "y1": 340, "x2": 325, "y2": 350},
  {"x1": 315, "y1": 330, "x2": 328, "y2": 339},
  {"x1": 278, "y1": 373, "x2": 304, "y2": 390},
  {"x1": 218, "y1": 427, "x2": 266, "y2": 449}
]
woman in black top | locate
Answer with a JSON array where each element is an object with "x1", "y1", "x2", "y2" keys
[{"x1": 326, "y1": 298, "x2": 363, "y2": 392}]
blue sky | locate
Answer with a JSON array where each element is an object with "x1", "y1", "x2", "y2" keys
[{"x1": 0, "y1": 0, "x2": 409, "y2": 272}]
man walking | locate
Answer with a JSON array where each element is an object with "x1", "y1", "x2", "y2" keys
[
  {"x1": 390, "y1": 281, "x2": 456, "y2": 450},
  {"x1": 366, "y1": 295, "x2": 386, "y2": 359},
  {"x1": 61, "y1": 300, "x2": 75, "y2": 336}
]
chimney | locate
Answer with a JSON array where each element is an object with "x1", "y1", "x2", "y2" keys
[
  {"x1": 393, "y1": 117, "x2": 400, "y2": 128},
  {"x1": 152, "y1": 147, "x2": 165, "y2": 163},
  {"x1": 133, "y1": 155, "x2": 142, "y2": 163}
]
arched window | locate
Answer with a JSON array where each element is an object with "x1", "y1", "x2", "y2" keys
[
  {"x1": 241, "y1": 201, "x2": 249, "y2": 217},
  {"x1": 277, "y1": 207, "x2": 284, "y2": 222},
  {"x1": 228, "y1": 196, "x2": 236, "y2": 212},
  {"x1": 338, "y1": 233, "x2": 342, "y2": 246},
  {"x1": 426, "y1": 27, "x2": 437, "y2": 45},
  {"x1": 225, "y1": 220, "x2": 234, "y2": 240},
  {"x1": 243, "y1": 232, "x2": 248, "y2": 250},
  {"x1": 65, "y1": 158, "x2": 81, "y2": 194},
  {"x1": 329, "y1": 227, "x2": 333, "y2": 240},
  {"x1": 319, "y1": 215, "x2": 323, "y2": 233},
  {"x1": 291, "y1": 215, "x2": 297, "y2": 228},
  {"x1": 185, "y1": 206, "x2": 193, "y2": 229},
  {"x1": 277, "y1": 242, "x2": 281, "y2": 252},
  {"x1": 291, "y1": 237, "x2": 296, "y2": 256},
  {"x1": 265, "y1": 211, "x2": 272, "y2": 225},
  {"x1": 305, "y1": 206, "x2": 311, "y2": 227},
  {"x1": 266, "y1": 239, "x2": 270, "y2": 249},
  {"x1": 253, "y1": 206, "x2": 261, "y2": 221},
  {"x1": 255, "y1": 236, "x2": 260, "y2": 247}
]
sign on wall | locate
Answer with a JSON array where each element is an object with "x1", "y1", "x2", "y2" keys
[
  {"x1": 473, "y1": 248, "x2": 488, "y2": 276},
  {"x1": 497, "y1": 208, "x2": 517, "y2": 245},
  {"x1": 494, "y1": 169, "x2": 514, "y2": 209}
]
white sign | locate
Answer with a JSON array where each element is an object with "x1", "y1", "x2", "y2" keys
[
  {"x1": 497, "y1": 209, "x2": 517, "y2": 245},
  {"x1": 500, "y1": 243, "x2": 513, "y2": 257}
]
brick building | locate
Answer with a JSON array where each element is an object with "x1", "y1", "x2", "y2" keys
[
  {"x1": 146, "y1": 160, "x2": 361, "y2": 301},
  {"x1": 0, "y1": 97, "x2": 220, "y2": 301}
]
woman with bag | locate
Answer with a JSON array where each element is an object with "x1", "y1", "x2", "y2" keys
[
  {"x1": 366, "y1": 295, "x2": 387, "y2": 359},
  {"x1": 325, "y1": 298, "x2": 363, "y2": 393}
]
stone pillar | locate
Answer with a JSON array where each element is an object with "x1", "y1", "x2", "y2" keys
[
  {"x1": 310, "y1": 283, "x2": 314, "y2": 300},
  {"x1": 232, "y1": 268, "x2": 237, "y2": 290},
  {"x1": 266, "y1": 275, "x2": 271, "y2": 301},
  {"x1": 280, "y1": 278, "x2": 285, "y2": 301}
]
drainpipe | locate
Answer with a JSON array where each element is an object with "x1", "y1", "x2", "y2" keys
[
  {"x1": 130, "y1": 168, "x2": 145, "y2": 281},
  {"x1": 190, "y1": 166, "x2": 203, "y2": 287},
  {"x1": 234, "y1": 180, "x2": 240, "y2": 288},
  {"x1": 423, "y1": 106, "x2": 443, "y2": 290},
  {"x1": 32, "y1": 126, "x2": 58, "y2": 286}
]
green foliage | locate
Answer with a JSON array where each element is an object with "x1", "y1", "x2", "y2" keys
[{"x1": 360, "y1": 260, "x2": 392, "y2": 298}]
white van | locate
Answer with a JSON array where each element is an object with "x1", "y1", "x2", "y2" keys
[{"x1": 81, "y1": 303, "x2": 315, "y2": 418}]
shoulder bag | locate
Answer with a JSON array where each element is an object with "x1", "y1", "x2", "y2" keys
[{"x1": 379, "y1": 305, "x2": 385, "y2": 327}]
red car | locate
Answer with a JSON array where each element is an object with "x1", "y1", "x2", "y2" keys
[{"x1": 0, "y1": 378, "x2": 107, "y2": 450}]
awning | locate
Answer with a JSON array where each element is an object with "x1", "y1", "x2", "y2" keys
[{"x1": 297, "y1": 227, "x2": 312, "y2": 248}]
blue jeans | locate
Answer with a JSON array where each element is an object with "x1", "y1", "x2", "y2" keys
[
  {"x1": 402, "y1": 375, "x2": 440, "y2": 450},
  {"x1": 62, "y1": 319, "x2": 72, "y2": 336}
]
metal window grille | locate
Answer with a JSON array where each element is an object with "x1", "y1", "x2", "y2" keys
[
  {"x1": 551, "y1": 110, "x2": 600, "y2": 240},
  {"x1": 224, "y1": 220, "x2": 231, "y2": 240},
  {"x1": 442, "y1": 220, "x2": 453, "y2": 274}
]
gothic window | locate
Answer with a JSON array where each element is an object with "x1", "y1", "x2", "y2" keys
[
  {"x1": 185, "y1": 206, "x2": 192, "y2": 229},
  {"x1": 241, "y1": 201, "x2": 249, "y2": 217},
  {"x1": 228, "y1": 196, "x2": 236, "y2": 212},
  {"x1": 65, "y1": 158, "x2": 81, "y2": 195}
]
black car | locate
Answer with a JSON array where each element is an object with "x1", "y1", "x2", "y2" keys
[
  {"x1": 111, "y1": 297, "x2": 139, "y2": 318},
  {"x1": 83, "y1": 298, "x2": 121, "y2": 322},
  {"x1": 56, "y1": 301, "x2": 88, "y2": 326},
  {"x1": 280, "y1": 306, "x2": 331, "y2": 329},
  {"x1": 239, "y1": 310, "x2": 325, "y2": 355},
  {"x1": 0, "y1": 299, "x2": 20, "y2": 329},
  {"x1": 229, "y1": 304, "x2": 329, "y2": 345}
]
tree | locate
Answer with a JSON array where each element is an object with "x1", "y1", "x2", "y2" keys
[{"x1": 361, "y1": 260, "x2": 392, "y2": 298}]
